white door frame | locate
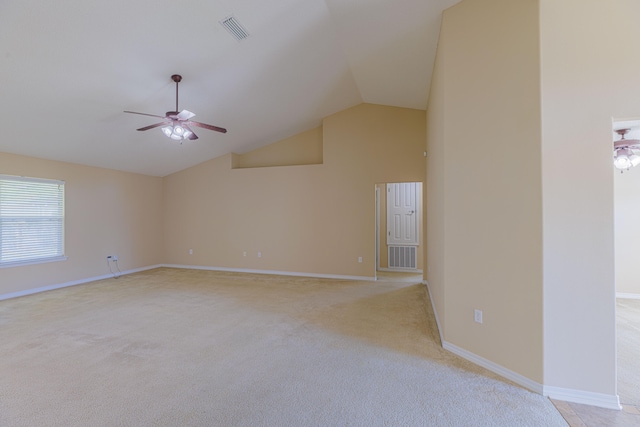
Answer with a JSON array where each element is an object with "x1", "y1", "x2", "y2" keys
[
  {"x1": 375, "y1": 186, "x2": 381, "y2": 274},
  {"x1": 376, "y1": 182, "x2": 423, "y2": 275}
]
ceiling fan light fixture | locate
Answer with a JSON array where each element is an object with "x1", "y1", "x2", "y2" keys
[
  {"x1": 162, "y1": 124, "x2": 189, "y2": 141},
  {"x1": 613, "y1": 128, "x2": 640, "y2": 171},
  {"x1": 614, "y1": 150, "x2": 631, "y2": 169}
]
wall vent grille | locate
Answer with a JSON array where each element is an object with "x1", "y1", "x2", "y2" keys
[
  {"x1": 220, "y1": 15, "x2": 250, "y2": 41},
  {"x1": 388, "y1": 246, "x2": 417, "y2": 269}
]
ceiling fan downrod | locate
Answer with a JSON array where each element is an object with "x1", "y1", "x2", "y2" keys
[{"x1": 171, "y1": 74, "x2": 182, "y2": 114}]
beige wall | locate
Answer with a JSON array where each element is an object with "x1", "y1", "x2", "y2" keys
[
  {"x1": 0, "y1": 152, "x2": 164, "y2": 295},
  {"x1": 425, "y1": 10, "x2": 446, "y2": 335},
  {"x1": 427, "y1": 0, "x2": 543, "y2": 382},
  {"x1": 232, "y1": 126, "x2": 323, "y2": 169},
  {"x1": 428, "y1": 0, "x2": 625, "y2": 399},
  {"x1": 164, "y1": 103, "x2": 426, "y2": 278},
  {"x1": 615, "y1": 168, "x2": 640, "y2": 295},
  {"x1": 0, "y1": 104, "x2": 423, "y2": 294},
  {"x1": 540, "y1": 0, "x2": 634, "y2": 395}
]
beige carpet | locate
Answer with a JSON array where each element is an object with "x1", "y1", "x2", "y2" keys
[
  {"x1": 617, "y1": 298, "x2": 640, "y2": 407},
  {"x1": 0, "y1": 268, "x2": 567, "y2": 426}
]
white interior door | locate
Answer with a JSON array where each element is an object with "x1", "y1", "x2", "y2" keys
[{"x1": 387, "y1": 183, "x2": 419, "y2": 245}]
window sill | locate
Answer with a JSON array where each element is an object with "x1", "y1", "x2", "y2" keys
[{"x1": 0, "y1": 256, "x2": 68, "y2": 269}]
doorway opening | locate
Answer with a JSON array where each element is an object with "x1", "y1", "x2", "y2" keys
[
  {"x1": 612, "y1": 118, "x2": 640, "y2": 409},
  {"x1": 375, "y1": 182, "x2": 423, "y2": 282}
]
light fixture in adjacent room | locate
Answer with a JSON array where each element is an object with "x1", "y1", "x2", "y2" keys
[{"x1": 613, "y1": 128, "x2": 640, "y2": 172}]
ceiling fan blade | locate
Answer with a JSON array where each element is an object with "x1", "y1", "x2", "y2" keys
[
  {"x1": 137, "y1": 122, "x2": 168, "y2": 131},
  {"x1": 124, "y1": 110, "x2": 167, "y2": 119},
  {"x1": 177, "y1": 110, "x2": 196, "y2": 120},
  {"x1": 183, "y1": 125, "x2": 198, "y2": 140},
  {"x1": 189, "y1": 120, "x2": 227, "y2": 134}
]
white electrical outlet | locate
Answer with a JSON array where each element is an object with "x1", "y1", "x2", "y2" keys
[
  {"x1": 112, "y1": 255, "x2": 118, "y2": 261},
  {"x1": 474, "y1": 309, "x2": 483, "y2": 324},
  {"x1": 243, "y1": 251, "x2": 247, "y2": 257},
  {"x1": 258, "y1": 251, "x2": 262, "y2": 258},
  {"x1": 189, "y1": 249, "x2": 193, "y2": 255},
  {"x1": 358, "y1": 256, "x2": 363, "y2": 263}
]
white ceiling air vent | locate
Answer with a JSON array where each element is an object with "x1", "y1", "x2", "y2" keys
[{"x1": 220, "y1": 15, "x2": 250, "y2": 41}]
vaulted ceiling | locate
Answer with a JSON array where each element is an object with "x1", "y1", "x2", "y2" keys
[{"x1": 0, "y1": 0, "x2": 459, "y2": 176}]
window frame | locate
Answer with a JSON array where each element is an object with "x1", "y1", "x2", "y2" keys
[{"x1": 0, "y1": 174, "x2": 67, "y2": 268}]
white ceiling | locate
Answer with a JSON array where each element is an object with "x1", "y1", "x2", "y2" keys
[{"x1": 0, "y1": 0, "x2": 459, "y2": 176}]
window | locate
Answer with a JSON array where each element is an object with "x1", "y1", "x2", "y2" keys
[{"x1": 0, "y1": 175, "x2": 66, "y2": 267}]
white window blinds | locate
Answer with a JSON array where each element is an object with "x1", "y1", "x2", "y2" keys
[{"x1": 0, "y1": 175, "x2": 65, "y2": 267}]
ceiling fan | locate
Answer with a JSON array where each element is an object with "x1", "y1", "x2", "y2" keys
[
  {"x1": 124, "y1": 74, "x2": 227, "y2": 141},
  {"x1": 614, "y1": 128, "x2": 640, "y2": 171}
]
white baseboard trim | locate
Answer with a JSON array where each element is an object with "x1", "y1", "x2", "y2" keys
[
  {"x1": 0, "y1": 264, "x2": 163, "y2": 302},
  {"x1": 162, "y1": 264, "x2": 376, "y2": 282},
  {"x1": 616, "y1": 292, "x2": 640, "y2": 300},
  {"x1": 0, "y1": 264, "x2": 373, "y2": 303},
  {"x1": 443, "y1": 341, "x2": 621, "y2": 410},
  {"x1": 421, "y1": 280, "x2": 621, "y2": 410},
  {"x1": 442, "y1": 341, "x2": 544, "y2": 394},
  {"x1": 423, "y1": 280, "x2": 444, "y2": 344},
  {"x1": 424, "y1": 280, "x2": 541, "y2": 395},
  {"x1": 543, "y1": 386, "x2": 621, "y2": 410}
]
